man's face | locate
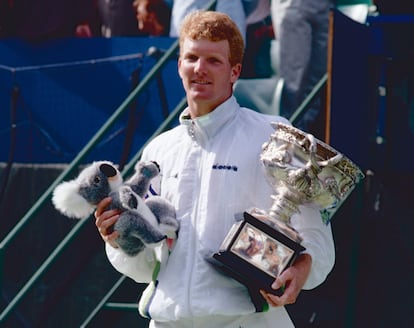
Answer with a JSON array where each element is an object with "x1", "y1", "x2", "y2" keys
[{"x1": 178, "y1": 38, "x2": 241, "y2": 117}]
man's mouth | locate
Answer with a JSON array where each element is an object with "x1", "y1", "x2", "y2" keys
[{"x1": 192, "y1": 80, "x2": 210, "y2": 85}]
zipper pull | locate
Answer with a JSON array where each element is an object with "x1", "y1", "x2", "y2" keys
[{"x1": 189, "y1": 120, "x2": 196, "y2": 140}]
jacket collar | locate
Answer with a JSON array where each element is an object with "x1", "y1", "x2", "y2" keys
[{"x1": 180, "y1": 96, "x2": 239, "y2": 144}]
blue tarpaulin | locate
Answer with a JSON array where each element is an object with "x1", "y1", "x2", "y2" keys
[{"x1": 0, "y1": 37, "x2": 185, "y2": 164}]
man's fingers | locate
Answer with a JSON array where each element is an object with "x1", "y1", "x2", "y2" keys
[
  {"x1": 98, "y1": 214, "x2": 119, "y2": 235},
  {"x1": 94, "y1": 197, "x2": 112, "y2": 218},
  {"x1": 260, "y1": 290, "x2": 282, "y2": 307}
]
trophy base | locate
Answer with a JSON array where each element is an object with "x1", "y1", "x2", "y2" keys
[
  {"x1": 212, "y1": 212, "x2": 305, "y2": 298},
  {"x1": 249, "y1": 207, "x2": 303, "y2": 244}
]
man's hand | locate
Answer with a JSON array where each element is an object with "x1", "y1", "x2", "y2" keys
[
  {"x1": 94, "y1": 197, "x2": 121, "y2": 248},
  {"x1": 260, "y1": 253, "x2": 312, "y2": 307}
]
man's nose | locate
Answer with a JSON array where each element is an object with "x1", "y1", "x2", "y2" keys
[{"x1": 194, "y1": 58, "x2": 207, "y2": 73}]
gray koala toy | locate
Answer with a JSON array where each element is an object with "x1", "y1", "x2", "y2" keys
[{"x1": 52, "y1": 160, "x2": 179, "y2": 257}]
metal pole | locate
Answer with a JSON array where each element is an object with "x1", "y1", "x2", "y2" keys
[{"x1": 289, "y1": 73, "x2": 328, "y2": 125}]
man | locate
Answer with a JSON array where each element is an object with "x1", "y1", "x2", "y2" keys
[
  {"x1": 169, "y1": 0, "x2": 247, "y2": 43},
  {"x1": 271, "y1": 0, "x2": 332, "y2": 136},
  {"x1": 97, "y1": 0, "x2": 140, "y2": 37},
  {"x1": 95, "y1": 10, "x2": 335, "y2": 327},
  {"x1": 133, "y1": 0, "x2": 171, "y2": 36},
  {"x1": 2, "y1": 0, "x2": 98, "y2": 40}
]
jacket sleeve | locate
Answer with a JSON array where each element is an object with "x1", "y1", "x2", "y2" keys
[
  {"x1": 105, "y1": 244, "x2": 157, "y2": 283},
  {"x1": 291, "y1": 205, "x2": 336, "y2": 290}
]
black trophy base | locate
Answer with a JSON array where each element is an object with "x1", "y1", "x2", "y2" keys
[{"x1": 212, "y1": 211, "x2": 305, "y2": 299}]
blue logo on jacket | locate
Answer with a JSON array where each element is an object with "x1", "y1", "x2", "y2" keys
[{"x1": 212, "y1": 163, "x2": 238, "y2": 172}]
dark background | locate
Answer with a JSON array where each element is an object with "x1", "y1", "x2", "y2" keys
[{"x1": 1, "y1": 9, "x2": 414, "y2": 328}]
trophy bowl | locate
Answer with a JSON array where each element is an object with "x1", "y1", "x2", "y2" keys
[{"x1": 212, "y1": 122, "x2": 364, "y2": 301}]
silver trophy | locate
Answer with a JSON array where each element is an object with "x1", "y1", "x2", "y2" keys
[{"x1": 212, "y1": 122, "x2": 364, "y2": 299}]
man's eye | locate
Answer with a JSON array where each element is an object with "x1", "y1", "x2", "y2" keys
[{"x1": 187, "y1": 55, "x2": 198, "y2": 61}]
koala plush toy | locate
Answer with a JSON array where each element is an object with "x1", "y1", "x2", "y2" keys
[{"x1": 52, "y1": 160, "x2": 179, "y2": 257}]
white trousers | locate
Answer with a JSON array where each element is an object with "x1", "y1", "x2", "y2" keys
[{"x1": 149, "y1": 306, "x2": 294, "y2": 328}]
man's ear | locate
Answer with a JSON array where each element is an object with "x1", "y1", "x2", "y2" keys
[{"x1": 230, "y1": 63, "x2": 242, "y2": 83}]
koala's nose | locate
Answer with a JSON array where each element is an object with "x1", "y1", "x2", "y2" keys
[{"x1": 100, "y1": 163, "x2": 117, "y2": 178}]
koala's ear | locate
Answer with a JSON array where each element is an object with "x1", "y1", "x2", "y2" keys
[
  {"x1": 100, "y1": 163, "x2": 117, "y2": 177},
  {"x1": 52, "y1": 181, "x2": 95, "y2": 219},
  {"x1": 151, "y1": 161, "x2": 160, "y2": 172}
]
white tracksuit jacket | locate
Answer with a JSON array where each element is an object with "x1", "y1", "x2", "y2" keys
[{"x1": 106, "y1": 96, "x2": 335, "y2": 327}]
